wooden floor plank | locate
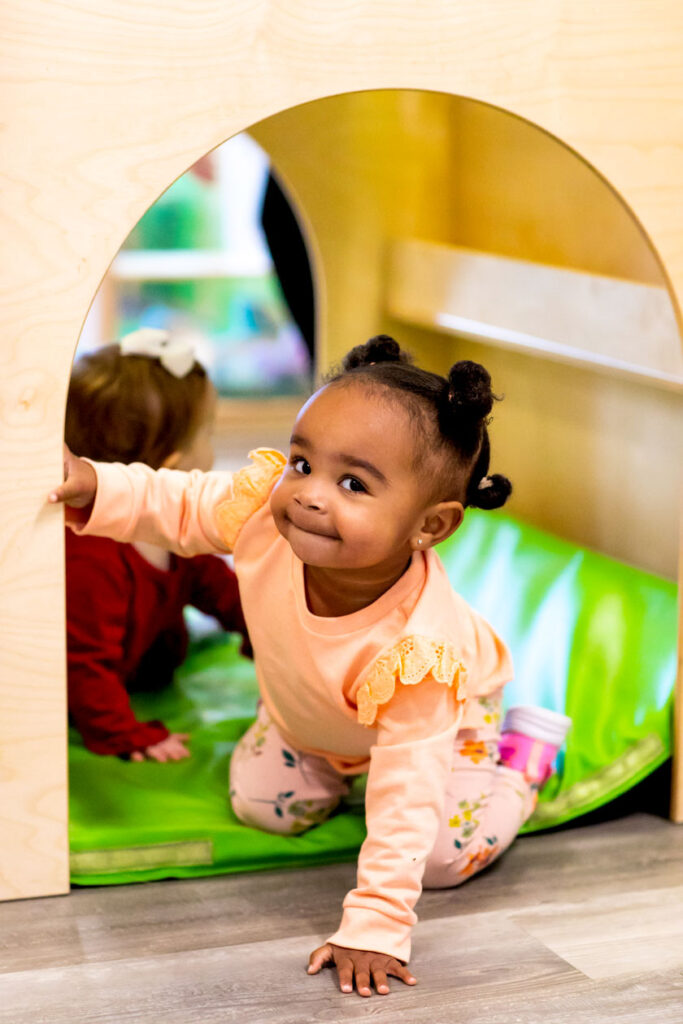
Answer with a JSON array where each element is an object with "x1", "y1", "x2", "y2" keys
[
  {"x1": 3, "y1": 814, "x2": 681, "y2": 976},
  {"x1": 512, "y1": 884, "x2": 683, "y2": 979},
  {"x1": 2, "y1": 916, "x2": 682, "y2": 1024},
  {"x1": 1, "y1": 814, "x2": 682, "y2": 1022},
  {"x1": 0, "y1": 914, "x2": 581, "y2": 1024},
  {"x1": 3, "y1": 811, "x2": 679, "y2": 970}
]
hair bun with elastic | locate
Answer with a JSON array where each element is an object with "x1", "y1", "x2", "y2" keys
[
  {"x1": 469, "y1": 472, "x2": 512, "y2": 510},
  {"x1": 342, "y1": 334, "x2": 408, "y2": 371},
  {"x1": 438, "y1": 360, "x2": 495, "y2": 456},
  {"x1": 446, "y1": 361, "x2": 494, "y2": 421}
]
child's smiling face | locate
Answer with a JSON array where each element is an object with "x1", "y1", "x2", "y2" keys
[{"x1": 270, "y1": 382, "x2": 443, "y2": 574}]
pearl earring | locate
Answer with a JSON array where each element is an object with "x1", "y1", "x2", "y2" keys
[{"x1": 417, "y1": 538, "x2": 423, "y2": 547}]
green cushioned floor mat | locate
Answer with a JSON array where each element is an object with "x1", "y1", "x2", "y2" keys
[
  {"x1": 69, "y1": 633, "x2": 366, "y2": 885},
  {"x1": 438, "y1": 512, "x2": 676, "y2": 833},
  {"x1": 69, "y1": 512, "x2": 677, "y2": 883}
]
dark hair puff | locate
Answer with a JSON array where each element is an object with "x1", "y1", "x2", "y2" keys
[
  {"x1": 467, "y1": 473, "x2": 513, "y2": 510},
  {"x1": 341, "y1": 334, "x2": 409, "y2": 370},
  {"x1": 332, "y1": 334, "x2": 512, "y2": 511},
  {"x1": 438, "y1": 360, "x2": 496, "y2": 459}
]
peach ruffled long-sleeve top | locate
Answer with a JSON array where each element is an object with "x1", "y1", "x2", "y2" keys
[{"x1": 71, "y1": 449, "x2": 513, "y2": 963}]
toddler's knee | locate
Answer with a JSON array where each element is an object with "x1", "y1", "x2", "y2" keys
[
  {"x1": 422, "y1": 851, "x2": 469, "y2": 890},
  {"x1": 423, "y1": 834, "x2": 503, "y2": 889},
  {"x1": 423, "y1": 811, "x2": 504, "y2": 888},
  {"x1": 229, "y1": 784, "x2": 299, "y2": 835},
  {"x1": 230, "y1": 778, "x2": 339, "y2": 836}
]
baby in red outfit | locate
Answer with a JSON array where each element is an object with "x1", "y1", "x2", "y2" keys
[{"x1": 65, "y1": 329, "x2": 248, "y2": 761}]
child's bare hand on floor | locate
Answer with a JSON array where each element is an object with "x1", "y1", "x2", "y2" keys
[
  {"x1": 48, "y1": 443, "x2": 97, "y2": 515},
  {"x1": 307, "y1": 942, "x2": 417, "y2": 997},
  {"x1": 130, "y1": 733, "x2": 191, "y2": 763}
]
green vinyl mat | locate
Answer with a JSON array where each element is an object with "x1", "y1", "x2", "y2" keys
[
  {"x1": 69, "y1": 510, "x2": 677, "y2": 884},
  {"x1": 69, "y1": 634, "x2": 366, "y2": 885}
]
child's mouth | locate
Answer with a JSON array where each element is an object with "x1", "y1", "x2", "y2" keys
[{"x1": 286, "y1": 512, "x2": 340, "y2": 541}]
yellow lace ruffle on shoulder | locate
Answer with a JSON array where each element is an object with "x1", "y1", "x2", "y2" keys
[
  {"x1": 214, "y1": 448, "x2": 286, "y2": 550},
  {"x1": 356, "y1": 635, "x2": 468, "y2": 726}
]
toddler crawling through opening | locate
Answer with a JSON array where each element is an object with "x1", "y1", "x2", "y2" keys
[{"x1": 53, "y1": 334, "x2": 570, "y2": 994}]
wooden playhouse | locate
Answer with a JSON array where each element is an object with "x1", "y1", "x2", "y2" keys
[{"x1": 1, "y1": 0, "x2": 681, "y2": 901}]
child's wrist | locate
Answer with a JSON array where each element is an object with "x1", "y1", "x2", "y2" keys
[{"x1": 64, "y1": 501, "x2": 95, "y2": 528}]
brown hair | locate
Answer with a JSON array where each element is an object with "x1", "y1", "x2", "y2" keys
[{"x1": 65, "y1": 344, "x2": 210, "y2": 468}]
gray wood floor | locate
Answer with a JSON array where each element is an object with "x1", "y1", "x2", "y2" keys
[{"x1": 1, "y1": 813, "x2": 681, "y2": 1023}]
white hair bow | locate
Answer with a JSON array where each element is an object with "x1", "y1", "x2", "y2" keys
[{"x1": 119, "y1": 328, "x2": 196, "y2": 378}]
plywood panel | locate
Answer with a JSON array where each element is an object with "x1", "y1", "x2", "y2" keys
[{"x1": 2, "y1": 0, "x2": 683, "y2": 901}]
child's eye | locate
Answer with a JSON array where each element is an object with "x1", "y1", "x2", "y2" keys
[
  {"x1": 291, "y1": 456, "x2": 311, "y2": 475},
  {"x1": 340, "y1": 476, "x2": 367, "y2": 494}
]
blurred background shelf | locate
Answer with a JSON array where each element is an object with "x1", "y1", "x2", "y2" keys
[
  {"x1": 110, "y1": 248, "x2": 272, "y2": 280},
  {"x1": 386, "y1": 238, "x2": 683, "y2": 393}
]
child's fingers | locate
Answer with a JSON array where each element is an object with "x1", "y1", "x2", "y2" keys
[
  {"x1": 309, "y1": 944, "x2": 413, "y2": 995},
  {"x1": 168, "y1": 746, "x2": 190, "y2": 760},
  {"x1": 371, "y1": 967, "x2": 390, "y2": 995},
  {"x1": 47, "y1": 482, "x2": 74, "y2": 504},
  {"x1": 49, "y1": 445, "x2": 77, "y2": 503},
  {"x1": 336, "y1": 957, "x2": 357, "y2": 995},
  {"x1": 48, "y1": 452, "x2": 97, "y2": 507},
  {"x1": 61, "y1": 488, "x2": 92, "y2": 507},
  {"x1": 139, "y1": 736, "x2": 192, "y2": 762},
  {"x1": 307, "y1": 944, "x2": 334, "y2": 974},
  {"x1": 352, "y1": 967, "x2": 372, "y2": 997},
  {"x1": 129, "y1": 739, "x2": 191, "y2": 763},
  {"x1": 145, "y1": 745, "x2": 171, "y2": 763},
  {"x1": 47, "y1": 479, "x2": 88, "y2": 506},
  {"x1": 169, "y1": 733, "x2": 191, "y2": 753},
  {"x1": 387, "y1": 962, "x2": 417, "y2": 985},
  {"x1": 166, "y1": 736, "x2": 191, "y2": 759}
]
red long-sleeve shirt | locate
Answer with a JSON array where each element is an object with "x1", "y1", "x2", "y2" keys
[{"x1": 66, "y1": 530, "x2": 248, "y2": 756}]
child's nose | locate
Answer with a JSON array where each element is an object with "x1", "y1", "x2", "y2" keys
[{"x1": 295, "y1": 481, "x2": 326, "y2": 511}]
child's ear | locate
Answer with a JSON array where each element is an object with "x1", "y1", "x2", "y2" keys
[
  {"x1": 413, "y1": 501, "x2": 464, "y2": 550},
  {"x1": 160, "y1": 450, "x2": 183, "y2": 470}
]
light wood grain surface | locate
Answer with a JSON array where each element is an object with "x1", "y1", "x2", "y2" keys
[
  {"x1": 2, "y1": 0, "x2": 682, "y2": 902},
  {"x1": 514, "y1": 885, "x2": 683, "y2": 980}
]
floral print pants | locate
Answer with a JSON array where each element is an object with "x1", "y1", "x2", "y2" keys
[{"x1": 229, "y1": 700, "x2": 537, "y2": 888}]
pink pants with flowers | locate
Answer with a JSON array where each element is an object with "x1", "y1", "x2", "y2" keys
[{"x1": 229, "y1": 701, "x2": 537, "y2": 888}]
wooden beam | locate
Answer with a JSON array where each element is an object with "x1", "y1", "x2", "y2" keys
[{"x1": 386, "y1": 239, "x2": 683, "y2": 392}]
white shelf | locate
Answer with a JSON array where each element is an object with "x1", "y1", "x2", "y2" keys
[
  {"x1": 110, "y1": 248, "x2": 272, "y2": 281},
  {"x1": 385, "y1": 239, "x2": 683, "y2": 392}
]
